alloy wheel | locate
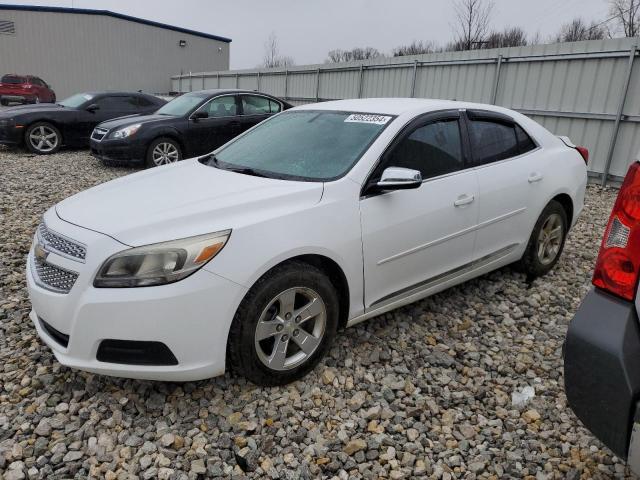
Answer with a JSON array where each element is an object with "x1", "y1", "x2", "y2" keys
[
  {"x1": 28, "y1": 126, "x2": 58, "y2": 153},
  {"x1": 254, "y1": 287, "x2": 327, "y2": 371},
  {"x1": 537, "y1": 213, "x2": 563, "y2": 265},
  {"x1": 151, "y1": 142, "x2": 179, "y2": 166}
]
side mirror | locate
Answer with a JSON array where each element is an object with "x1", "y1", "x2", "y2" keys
[
  {"x1": 86, "y1": 103, "x2": 99, "y2": 113},
  {"x1": 375, "y1": 167, "x2": 422, "y2": 191},
  {"x1": 191, "y1": 111, "x2": 208, "y2": 121}
]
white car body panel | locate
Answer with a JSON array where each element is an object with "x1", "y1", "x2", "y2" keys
[{"x1": 26, "y1": 98, "x2": 588, "y2": 381}]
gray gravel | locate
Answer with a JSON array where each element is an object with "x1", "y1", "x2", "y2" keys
[{"x1": 0, "y1": 146, "x2": 629, "y2": 479}]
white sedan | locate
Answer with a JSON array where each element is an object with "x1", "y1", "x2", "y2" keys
[{"x1": 26, "y1": 98, "x2": 588, "y2": 385}]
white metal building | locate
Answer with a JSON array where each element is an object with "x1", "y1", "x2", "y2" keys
[{"x1": 0, "y1": 4, "x2": 231, "y2": 98}]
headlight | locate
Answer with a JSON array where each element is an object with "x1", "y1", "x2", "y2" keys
[
  {"x1": 94, "y1": 230, "x2": 231, "y2": 288},
  {"x1": 110, "y1": 124, "x2": 141, "y2": 139}
]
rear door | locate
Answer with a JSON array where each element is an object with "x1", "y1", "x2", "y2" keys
[
  {"x1": 186, "y1": 94, "x2": 242, "y2": 155},
  {"x1": 239, "y1": 94, "x2": 282, "y2": 132},
  {"x1": 465, "y1": 110, "x2": 541, "y2": 263},
  {"x1": 360, "y1": 111, "x2": 480, "y2": 309}
]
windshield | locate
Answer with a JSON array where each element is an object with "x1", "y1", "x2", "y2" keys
[
  {"x1": 59, "y1": 93, "x2": 94, "y2": 108},
  {"x1": 156, "y1": 94, "x2": 205, "y2": 116},
  {"x1": 209, "y1": 111, "x2": 393, "y2": 181}
]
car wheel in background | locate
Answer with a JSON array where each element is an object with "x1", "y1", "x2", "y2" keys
[
  {"x1": 518, "y1": 200, "x2": 568, "y2": 278},
  {"x1": 25, "y1": 122, "x2": 62, "y2": 154},
  {"x1": 146, "y1": 137, "x2": 182, "y2": 168},
  {"x1": 227, "y1": 261, "x2": 339, "y2": 386},
  {"x1": 34, "y1": 96, "x2": 40, "y2": 104},
  {"x1": 0, "y1": 99, "x2": 7, "y2": 106}
]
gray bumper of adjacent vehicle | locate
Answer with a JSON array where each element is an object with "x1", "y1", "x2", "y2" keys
[{"x1": 564, "y1": 288, "x2": 640, "y2": 465}]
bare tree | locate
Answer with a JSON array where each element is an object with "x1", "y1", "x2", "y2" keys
[
  {"x1": 609, "y1": 0, "x2": 640, "y2": 37},
  {"x1": 483, "y1": 27, "x2": 528, "y2": 49},
  {"x1": 326, "y1": 47, "x2": 381, "y2": 63},
  {"x1": 262, "y1": 32, "x2": 295, "y2": 68},
  {"x1": 553, "y1": 18, "x2": 606, "y2": 43},
  {"x1": 451, "y1": 0, "x2": 495, "y2": 51},
  {"x1": 392, "y1": 40, "x2": 440, "y2": 57}
]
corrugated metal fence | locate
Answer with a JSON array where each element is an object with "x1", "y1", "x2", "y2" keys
[{"x1": 172, "y1": 38, "x2": 640, "y2": 185}]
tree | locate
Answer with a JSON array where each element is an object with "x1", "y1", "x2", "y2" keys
[
  {"x1": 609, "y1": 0, "x2": 640, "y2": 37},
  {"x1": 451, "y1": 0, "x2": 494, "y2": 51},
  {"x1": 553, "y1": 18, "x2": 606, "y2": 43},
  {"x1": 483, "y1": 27, "x2": 528, "y2": 49},
  {"x1": 392, "y1": 40, "x2": 440, "y2": 57},
  {"x1": 326, "y1": 47, "x2": 381, "y2": 63},
  {"x1": 262, "y1": 32, "x2": 295, "y2": 68}
]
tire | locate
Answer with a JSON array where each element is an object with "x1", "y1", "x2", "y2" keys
[
  {"x1": 518, "y1": 200, "x2": 568, "y2": 278},
  {"x1": 34, "y1": 96, "x2": 40, "y2": 104},
  {"x1": 227, "y1": 260, "x2": 339, "y2": 386},
  {"x1": 145, "y1": 137, "x2": 181, "y2": 168},
  {"x1": 24, "y1": 122, "x2": 62, "y2": 154},
  {"x1": 0, "y1": 99, "x2": 7, "y2": 106}
]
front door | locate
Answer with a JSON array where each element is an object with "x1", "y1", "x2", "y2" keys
[
  {"x1": 187, "y1": 95, "x2": 242, "y2": 155},
  {"x1": 360, "y1": 111, "x2": 479, "y2": 309}
]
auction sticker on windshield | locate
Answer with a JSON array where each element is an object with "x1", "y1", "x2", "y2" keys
[{"x1": 344, "y1": 114, "x2": 391, "y2": 125}]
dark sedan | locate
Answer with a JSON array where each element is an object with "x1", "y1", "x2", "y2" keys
[
  {"x1": 0, "y1": 91, "x2": 166, "y2": 154},
  {"x1": 90, "y1": 89, "x2": 292, "y2": 168}
]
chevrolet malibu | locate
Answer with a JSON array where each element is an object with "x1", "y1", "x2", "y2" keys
[{"x1": 27, "y1": 98, "x2": 588, "y2": 386}]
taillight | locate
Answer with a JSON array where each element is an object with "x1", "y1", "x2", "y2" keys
[
  {"x1": 592, "y1": 161, "x2": 640, "y2": 300},
  {"x1": 576, "y1": 146, "x2": 589, "y2": 164}
]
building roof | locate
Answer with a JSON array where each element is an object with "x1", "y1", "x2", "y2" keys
[{"x1": 0, "y1": 4, "x2": 231, "y2": 43}]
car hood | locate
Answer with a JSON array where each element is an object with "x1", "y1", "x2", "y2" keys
[
  {"x1": 55, "y1": 159, "x2": 324, "y2": 246},
  {"x1": 0, "y1": 103, "x2": 65, "y2": 117},
  {"x1": 97, "y1": 113, "x2": 169, "y2": 130}
]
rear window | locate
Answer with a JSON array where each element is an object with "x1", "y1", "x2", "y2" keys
[{"x1": 1, "y1": 75, "x2": 25, "y2": 84}]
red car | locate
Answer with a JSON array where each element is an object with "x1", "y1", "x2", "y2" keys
[{"x1": 0, "y1": 74, "x2": 56, "y2": 106}]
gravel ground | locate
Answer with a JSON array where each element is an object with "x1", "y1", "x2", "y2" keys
[{"x1": 0, "y1": 146, "x2": 627, "y2": 479}]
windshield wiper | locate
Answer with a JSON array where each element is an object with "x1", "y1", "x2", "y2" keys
[{"x1": 225, "y1": 166, "x2": 269, "y2": 178}]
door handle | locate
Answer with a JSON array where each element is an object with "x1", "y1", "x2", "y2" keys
[
  {"x1": 454, "y1": 194, "x2": 475, "y2": 207},
  {"x1": 528, "y1": 172, "x2": 543, "y2": 183}
]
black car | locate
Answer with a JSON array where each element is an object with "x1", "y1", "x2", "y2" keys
[
  {"x1": 564, "y1": 160, "x2": 640, "y2": 473},
  {"x1": 90, "y1": 89, "x2": 292, "y2": 168},
  {"x1": 0, "y1": 91, "x2": 166, "y2": 154}
]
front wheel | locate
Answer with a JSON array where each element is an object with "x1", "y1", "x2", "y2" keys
[
  {"x1": 518, "y1": 200, "x2": 568, "y2": 278},
  {"x1": 25, "y1": 122, "x2": 61, "y2": 154},
  {"x1": 145, "y1": 137, "x2": 181, "y2": 168},
  {"x1": 227, "y1": 261, "x2": 339, "y2": 386}
]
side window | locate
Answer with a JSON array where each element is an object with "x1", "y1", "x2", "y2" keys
[
  {"x1": 515, "y1": 124, "x2": 536, "y2": 154},
  {"x1": 269, "y1": 100, "x2": 282, "y2": 113},
  {"x1": 206, "y1": 96, "x2": 238, "y2": 117},
  {"x1": 385, "y1": 119, "x2": 464, "y2": 180},
  {"x1": 468, "y1": 120, "x2": 519, "y2": 165},
  {"x1": 137, "y1": 96, "x2": 156, "y2": 108},
  {"x1": 241, "y1": 95, "x2": 272, "y2": 115},
  {"x1": 96, "y1": 96, "x2": 139, "y2": 112}
]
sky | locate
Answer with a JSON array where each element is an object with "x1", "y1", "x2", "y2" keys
[{"x1": 5, "y1": 0, "x2": 612, "y2": 69}]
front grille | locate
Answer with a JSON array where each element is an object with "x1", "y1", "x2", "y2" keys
[
  {"x1": 39, "y1": 317, "x2": 69, "y2": 348},
  {"x1": 38, "y1": 223, "x2": 86, "y2": 261},
  {"x1": 33, "y1": 256, "x2": 78, "y2": 294},
  {"x1": 91, "y1": 128, "x2": 108, "y2": 142}
]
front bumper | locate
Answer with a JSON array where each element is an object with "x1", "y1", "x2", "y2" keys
[
  {"x1": 564, "y1": 288, "x2": 640, "y2": 462},
  {"x1": 0, "y1": 124, "x2": 23, "y2": 145},
  {"x1": 90, "y1": 137, "x2": 146, "y2": 165},
  {"x1": 26, "y1": 210, "x2": 247, "y2": 381}
]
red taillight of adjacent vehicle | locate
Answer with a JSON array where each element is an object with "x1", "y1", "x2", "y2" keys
[
  {"x1": 576, "y1": 146, "x2": 589, "y2": 164},
  {"x1": 592, "y1": 162, "x2": 640, "y2": 300}
]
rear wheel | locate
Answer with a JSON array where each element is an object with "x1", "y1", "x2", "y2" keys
[
  {"x1": 145, "y1": 137, "x2": 181, "y2": 168},
  {"x1": 519, "y1": 200, "x2": 568, "y2": 278},
  {"x1": 227, "y1": 261, "x2": 339, "y2": 386},
  {"x1": 25, "y1": 122, "x2": 61, "y2": 154},
  {"x1": 0, "y1": 99, "x2": 7, "y2": 106}
]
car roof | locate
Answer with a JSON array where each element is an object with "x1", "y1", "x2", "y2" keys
[
  {"x1": 290, "y1": 98, "x2": 507, "y2": 116},
  {"x1": 183, "y1": 89, "x2": 280, "y2": 97}
]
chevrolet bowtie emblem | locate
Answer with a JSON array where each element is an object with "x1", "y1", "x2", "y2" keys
[{"x1": 34, "y1": 243, "x2": 48, "y2": 262}]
